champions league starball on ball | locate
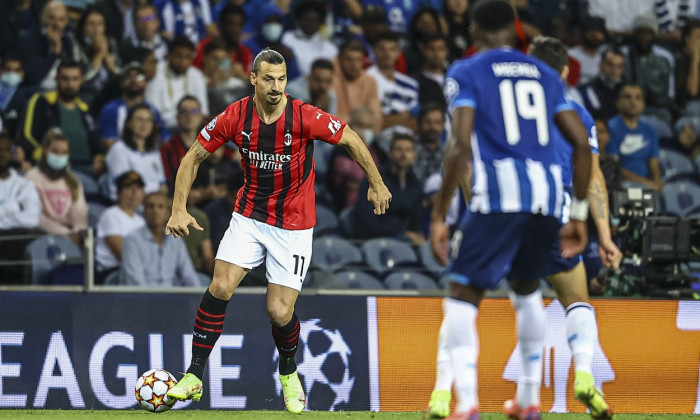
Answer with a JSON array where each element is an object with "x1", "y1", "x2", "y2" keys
[{"x1": 135, "y1": 369, "x2": 178, "y2": 413}]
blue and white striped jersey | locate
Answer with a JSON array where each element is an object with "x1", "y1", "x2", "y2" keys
[
  {"x1": 556, "y1": 98, "x2": 599, "y2": 188},
  {"x1": 444, "y1": 47, "x2": 575, "y2": 218}
]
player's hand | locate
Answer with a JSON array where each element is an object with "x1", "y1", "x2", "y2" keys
[
  {"x1": 598, "y1": 238, "x2": 622, "y2": 269},
  {"x1": 367, "y1": 182, "x2": 392, "y2": 215},
  {"x1": 430, "y1": 219, "x2": 450, "y2": 266},
  {"x1": 166, "y1": 209, "x2": 203, "y2": 238},
  {"x1": 560, "y1": 220, "x2": 587, "y2": 258}
]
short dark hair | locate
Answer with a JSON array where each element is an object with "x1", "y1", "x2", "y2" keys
[
  {"x1": 371, "y1": 30, "x2": 401, "y2": 47},
  {"x1": 619, "y1": 83, "x2": 645, "y2": 99},
  {"x1": 219, "y1": 4, "x2": 245, "y2": 22},
  {"x1": 601, "y1": 47, "x2": 625, "y2": 61},
  {"x1": 177, "y1": 95, "x2": 200, "y2": 112},
  {"x1": 1, "y1": 52, "x2": 22, "y2": 68},
  {"x1": 420, "y1": 32, "x2": 448, "y2": 46},
  {"x1": 470, "y1": 0, "x2": 515, "y2": 33},
  {"x1": 390, "y1": 133, "x2": 416, "y2": 149},
  {"x1": 125, "y1": 46, "x2": 154, "y2": 65},
  {"x1": 168, "y1": 35, "x2": 195, "y2": 53},
  {"x1": 338, "y1": 39, "x2": 366, "y2": 55},
  {"x1": 310, "y1": 58, "x2": 334, "y2": 72},
  {"x1": 132, "y1": 3, "x2": 157, "y2": 24},
  {"x1": 294, "y1": 0, "x2": 326, "y2": 20},
  {"x1": 529, "y1": 35, "x2": 569, "y2": 73},
  {"x1": 418, "y1": 102, "x2": 445, "y2": 123},
  {"x1": 57, "y1": 59, "x2": 83, "y2": 75},
  {"x1": 204, "y1": 38, "x2": 227, "y2": 55},
  {"x1": 253, "y1": 48, "x2": 285, "y2": 73}
]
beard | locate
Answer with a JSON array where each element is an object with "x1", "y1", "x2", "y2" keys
[
  {"x1": 583, "y1": 37, "x2": 603, "y2": 50},
  {"x1": 58, "y1": 88, "x2": 79, "y2": 102}
]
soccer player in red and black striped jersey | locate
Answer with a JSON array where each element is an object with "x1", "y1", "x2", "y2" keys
[{"x1": 164, "y1": 49, "x2": 392, "y2": 413}]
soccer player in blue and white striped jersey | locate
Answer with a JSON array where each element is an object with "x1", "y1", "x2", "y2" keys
[{"x1": 428, "y1": 1, "x2": 592, "y2": 419}]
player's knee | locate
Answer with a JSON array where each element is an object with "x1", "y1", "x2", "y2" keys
[
  {"x1": 267, "y1": 304, "x2": 293, "y2": 326},
  {"x1": 557, "y1": 290, "x2": 588, "y2": 308}
]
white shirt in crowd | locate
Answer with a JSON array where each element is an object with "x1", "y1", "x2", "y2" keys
[
  {"x1": 160, "y1": 0, "x2": 212, "y2": 45},
  {"x1": 105, "y1": 140, "x2": 166, "y2": 200},
  {"x1": 0, "y1": 168, "x2": 41, "y2": 230},
  {"x1": 568, "y1": 45, "x2": 606, "y2": 86},
  {"x1": 366, "y1": 65, "x2": 419, "y2": 143},
  {"x1": 281, "y1": 30, "x2": 338, "y2": 78},
  {"x1": 95, "y1": 205, "x2": 145, "y2": 272},
  {"x1": 588, "y1": 0, "x2": 654, "y2": 33},
  {"x1": 145, "y1": 61, "x2": 209, "y2": 131}
]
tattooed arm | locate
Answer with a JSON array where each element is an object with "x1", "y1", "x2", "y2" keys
[
  {"x1": 166, "y1": 141, "x2": 211, "y2": 238},
  {"x1": 588, "y1": 154, "x2": 622, "y2": 268}
]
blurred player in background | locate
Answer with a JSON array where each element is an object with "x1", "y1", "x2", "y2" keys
[
  {"x1": 426, "y1": 35, "x2": 619, "y2": 420},
  {"x1": 428, "y1": 1, "x2": 592, "y2": 419},
  {"x1": 164, "y1": 49, "x2": 392, "y2": 413}
]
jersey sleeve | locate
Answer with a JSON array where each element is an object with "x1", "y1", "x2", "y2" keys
[
  {"x1": 197, "y1": 102, "x2": 238, "y2": 153},
  {"x1": 575, "y1": 104, "x2": 599, "y2": 155},
  {"x1": 305, "y1": 104, "x2": 346, "y2": 145},
  {"x1": 548, "y1": 77, "x2": 576, "y2": 115},
  {"x1": 444, "y1": 61, "x2": 476, "y2": 113}
]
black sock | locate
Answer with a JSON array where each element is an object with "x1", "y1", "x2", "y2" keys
[
  {"x1": 187, "y1": 289, "x2": 229, "y2": 379},
  {"x1": 271, "y1": 313, "x2": 300, "y2": 375}
]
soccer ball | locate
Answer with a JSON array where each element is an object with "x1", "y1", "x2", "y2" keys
[
  {"x1": 273, "y1": 319, "x2": 355, "y2": 411},
  {"x1": 135, "y1": 369, "x2": 178, "y2": 413}
]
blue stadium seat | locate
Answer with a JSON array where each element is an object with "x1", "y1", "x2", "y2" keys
[
  {"x1": 384, "y1": 271, "x2": 438, "y2": 289},
  {"x1": 73, "y1": 170, "x2": 99, "y2": 196},
  {"x1": 361, "y1": 238, "x2": 418, "y2": 276},
  {"x1": 333, "y1": 270, "x2": 385, "y2": 290},
  {"x1": 24, "y1": 235, "x2": 83, "y2": 284},
  {"x1": 660, "y1": 180, "x2": 700, "y2": 216},
  {"x1": 311, "y1": 236, "x2": 363, "y2": 272},
  {"x1": 418, "y1": 241, "x2": 446, "y2": 275},
  {"x1": 658, "y1": 149, "x2": 695, "y2": 181},
  {"x1": 87, "y1": 201, "x2": 108, "y2": 229},
  {"x1": 314, "y1": 204, "x2": 339, "y2": 237}
]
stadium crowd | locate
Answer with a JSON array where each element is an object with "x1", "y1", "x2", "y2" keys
[{"x1": 1, "y1": 0, "x2": 700, "y2": 291}]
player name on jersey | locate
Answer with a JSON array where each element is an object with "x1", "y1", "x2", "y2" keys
[{"x1": 491, "y1": 62, "x2": 542, "y2": 79}]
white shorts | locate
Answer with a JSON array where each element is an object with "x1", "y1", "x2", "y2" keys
[{"x1": 216, "y1": 212, "x2": 314, "y2": 291}]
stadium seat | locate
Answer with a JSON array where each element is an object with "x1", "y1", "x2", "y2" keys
[
  {"x1": 384, "y1": 270, "x2": 438, "y2": 289},
  {"x1": 311, "y1": 236, "x2": 363, "y2": 272},
  {"x1": 314, "y1": 204, "x2": 339, "y2": 237},
  {"x1": 333, "y1": 270, "x2": 385, "y2": 290},
  {"x1": 87, "y1": 201, "x2": 108, "y2": 229},
  {"x1": 659, "y1": 180, "x2": 700, "y2": 216},
  {"x1": 25, "y1": 235, "x2": 83, "y2": 284},
  {"x1": 658, "y1": 149, "x2": 695, "y2": 181},
  {"x1": 361, "y1": 238, "x2": 418, "y2": 276},
  {"x1": 418, "y1": 241, "x2": 447, "y2": 275},
  {"x1": 104, "y1": 270, "x2": 120, "y2": 285},
  {"x1": 73, "y1": 170, "x2": 99, "y2": 196},
  {"x1": 640, "y1": 114, "x2": 673, "y2": 139}
]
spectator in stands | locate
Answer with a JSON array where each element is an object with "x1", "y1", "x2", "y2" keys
[
  {"x1": 579, "y1": 48, "x2": 626, "y2": 121},
  {"x1": 158, "y1": 0, "x2": 218, "y2": 45},
  {"x1": 106, "y1": 104, "x2": 166, "y2": 200},
  {"x1": 654, "y1": 0, "x2": 691, "y2": 41},
  {"x1": 606, "y1": 84, "x2": 663, "y2": 192},
  {"x1": 0, "y1": 0, "x2": 44, "y2": 58},
  {"x1": 325, "y1": 106, "x2": 385, "y2": 213},
  {"x1": 443, "y1": 0, "x2": 470, "y2": 61},
  {"x1": 95, "y1": 170, "x2": 145, "y2": 283},
  {"x1": 0, "y1": 53, "x2": 27, "y2": 139},
  {"x1": 120, "y1": 191, "x2": 199, "y2": 286},
  {"x1": 0, "y1": 131, "x2": 40, "y2": 283},
  {"x1": 347, "y1": 0, "x2": 420, "y2": 34},
  {"x1": 194, "y1": 4, "x2": 252, "y2": 79},
  {"x1": 243, "y1": 4, "x2": 301, "y2": 80},
  {"x1": 204, "y1": 172, "x2": 243, "y2": 254},
  {"x1": 412, "y1": 103, "x2": 445, "y2": 186},
  {"x1": 675, "y1": 19, "x2": 700, "y2": 112},
  {"x1": 352, "y1": 133, "x2": 424, "y2": 245},
  {"x1": 190, "y1": 145, "x2": 240, "y2": 208},
  {"x1": 94, "y1": 0, "x2": 136, "y2": 41},
  {"x1": 98, "y1": 62, "x2": 167, "y2": 151},
  {"x1": 75, "y1": 7, "x2": 120, "y2": 106},
  {"x1": 18, "y1": 0, "x2": 80, "y2": 90},
  {"x1": 286, "y1": 59, "x2": 337, "y2": 114},
  {"x1": 595, "y1": 118, "x2": 622, "y2": 192},
  {"x1": 568, "y1": 17, "x2": 608, "y2": 85},
  {"x1": 145, "y1": 36, "x2": 209, "y2": 131},
  {"x1": 282, "y1": 0, "x2": 338, "y2": 78},
  {"x1": 119, "y1": 3, "x2": 168, "y2": 64},
  {"x1": 368, "y1": 31, "x2": 419, "y2": 141},
  {"x1": 413, "y1": 33, "x2": 448, "y2": 108},
  {"x1": 588, "y1": 0, "x2": 655, "y2": 37},
  {"x1": 623, "y1": 13, "x2": 677, "y2": 119},
  {"x1": 25, "y1": 128, "x2": 87, "y2": 244},
  {"x1": 404, "y1": 7, "x2": 444, "y2": 73},
  {"x1": 17, "y1": 59, "x2": 99, "y2": 173},
  {"x1": 161, "y1": 95, "x2": 203, "y2": 188},
  {"x1": 333, "y1": 39, "x2": 383, "y2": 131},
  {"x1": 200, "y1": 39, "x2": 248, "y2": 113},
  {"x1": 183, "y1": 205, "x2": 214, "y2": 275},
  {"x1": 675, "y1": 115, "x2": 700, "y2": 159}
]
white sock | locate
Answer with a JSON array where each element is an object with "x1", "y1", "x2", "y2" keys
[
  {"x1": 434, "y1": 317, "x2": 455, "y2": 392},
  {"x1": 511, "y1": 290, "x2": 545, "y2": 409},
  {"x1": 444, "y1": 297, "x2": 479, "y2": 412},
  {"x1": 566, "y1": 302, "x2": 597, "y2": 375}
]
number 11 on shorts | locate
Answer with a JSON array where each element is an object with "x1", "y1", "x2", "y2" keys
[{"x1": 293, "y1": 254, "x2": 306, "y2": 281}]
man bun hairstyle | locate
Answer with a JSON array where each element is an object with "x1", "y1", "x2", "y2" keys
[
  {"x1": 253, "y1": 48, "x2": 285, "y2": 73},
  {"x1": 470, "y1": 0, "x2": 515, "y2": 33}
]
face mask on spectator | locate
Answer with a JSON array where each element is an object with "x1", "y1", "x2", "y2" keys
[
  {"x1": 0, "y1": 72, "x2": 22, "y2": 87},
  {"x1": 362, "y1": 129, "x2": 374, "y2": 145},
  {"x1": 262, "y1": 23, "x2": 283, "y2": 42},
  {"x1": 46, "y1": 153, "x2": 69, "y2": 170}
]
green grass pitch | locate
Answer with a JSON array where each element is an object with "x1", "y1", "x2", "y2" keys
[{"x1": 0, "y1": 411, "x2": 694, "y2": 420}]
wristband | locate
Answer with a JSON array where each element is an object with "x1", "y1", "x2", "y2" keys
[{"x1": 570, "y1": 197, "x2": 589, "y2": 221}]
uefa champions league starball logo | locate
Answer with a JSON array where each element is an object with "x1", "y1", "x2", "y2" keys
[{"x1": 273, "y1": 319, "x2": 355, "y2": 411}]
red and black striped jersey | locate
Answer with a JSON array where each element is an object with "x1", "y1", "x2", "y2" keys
[{"x1": 197, "y1": 94, "x2": 346, "y2": 230}]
